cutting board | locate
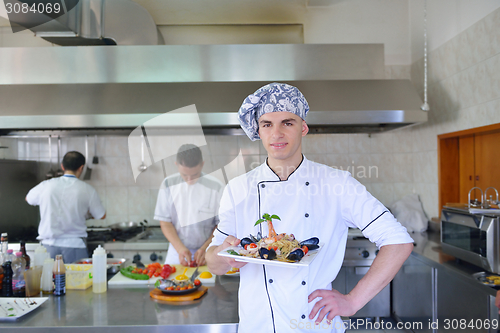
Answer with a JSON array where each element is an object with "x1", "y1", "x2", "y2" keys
[
  {"x1": 108, "y1": 265, "x2": 216, "y2": 286},
  {"x1": 149, "y1": 286, "x2": 208, "y2": 302}
]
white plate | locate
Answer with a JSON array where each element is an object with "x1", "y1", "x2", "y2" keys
[
  {"x1": 218, "y1": 243, "x2": 323, "y2": 269},
  {"x1": 0, "y1": 297, "x2": 48, "y2": 320}
]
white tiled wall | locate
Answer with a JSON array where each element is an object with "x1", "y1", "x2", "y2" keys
[{"x1": 404, "y1": 7, "x2": 500, "y2": 218}]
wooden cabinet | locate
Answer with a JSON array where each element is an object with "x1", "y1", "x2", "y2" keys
[{"x1": 439, "y1": 124, "x2": 500, "y2": 210}]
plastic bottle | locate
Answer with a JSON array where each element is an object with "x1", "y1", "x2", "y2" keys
[
  {"x1": 1, "y1": 233, "x2": 8, "y2": 256},
  {"x1": 1, "y1": 250, "x2": 14, "y2": 297},
  {"x1": 20, "y1": 241, "x2": 30, "y2": 270},
  {"x1": 34, "y1": 244, "x2": 49, "y2": 268},
  {"x1": 53, "y1": 255, "x2": 66, "y2": 296},
  {"x1": 12, "y1": 252, "x2": 26, "y2": 297},
  {"x1": 92, "y1": 245, "x2": 107, "y2": 293},
  {"x1": 41, "y1": 258, "x2": 54, "y2": 294}
]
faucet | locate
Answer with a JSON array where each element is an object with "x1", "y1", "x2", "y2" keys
[
  {"x1": 468, "y1": 187, "x2": 484, "y2": 208},
  {"x1": 483, "y1": 187, "x2": 499, "y2": 209}
]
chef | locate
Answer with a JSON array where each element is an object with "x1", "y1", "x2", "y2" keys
[
  {"x1": 154, "y1": 144, "x2": 224, "y2": 266},
  {"x1": 206, "y1": 83, "x2": 414, "y2": 332},
  {"x1": 26, "y1": 151, "x2": 106, "y2": 263}
]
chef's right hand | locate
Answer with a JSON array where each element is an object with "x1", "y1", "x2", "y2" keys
[
  {"x1": 177, "y1": 246, "x2": 193, "y2": 267},
  {"x1": 219, "y1": 236, "x2": 247, "y2": 269}
]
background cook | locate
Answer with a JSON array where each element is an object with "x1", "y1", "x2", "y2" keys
[
  {"x1": 26, "y1": 151, "x2": 106, "y2": 263},
  {"x1": 154, "y1": 144, "x2": 224, "y2": 266},
  {"x1": 206, "y1": 83, "x2": 414, "y2": 333}
]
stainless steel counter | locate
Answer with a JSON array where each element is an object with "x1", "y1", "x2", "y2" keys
[
  {"x1": 0, "y1": 276, "x2": 240, "y2": 332},
  {"x1": 409, "y1": 231, "x2": 497, "y2": 296}
]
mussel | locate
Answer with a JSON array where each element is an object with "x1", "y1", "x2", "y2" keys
[
  {"x1": 249, "y1": 232, "x2": 262, "y2": 243},
  {"x1": 286, "y1": 248, "x2": 305, "y2": 261},
  {"x1": 259, "y1": 247, "x2": 277, "y2": 260},
  {"x1": 299, "y1": 237, "x2": 320, "y2": 251},
  {"x1": 240, "y1": 237, "x2": 255, "y2": 248}
]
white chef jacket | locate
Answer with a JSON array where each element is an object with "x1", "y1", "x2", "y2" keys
[
  {"x1": 210, "y1": 156, "x2": 413, "y2": 333},
  {"x1": 154, "y1": 173, "x2": 223, "y2": 251},
  {"x1": 26, "y1": 175, "x2": 106, "y2": 247}
]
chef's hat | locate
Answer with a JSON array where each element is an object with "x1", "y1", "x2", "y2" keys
[{"x1": 238, "y1": 82, "x2": 310, "y2": 141}]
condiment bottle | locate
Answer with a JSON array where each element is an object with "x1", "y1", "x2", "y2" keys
[
  {"x1": 41, "y1": 258, "x2": 54, "y2": 294},
  {"x1": 12, "y1": 252, "x2": 26, "y2": 297},
  {"x1": 34, "y1": 244, "x2": 48, "y2": 268},
  {"x1": 1, "y1": 233, "x2": 8, "y2": 256},
  {"x1": 20, "y1": 241, "x2": 30, "y2": 270},
  {"x1": 1, "y1": 250, "x2": 14, "y2": 297},
  {"x1": 92, "y1": 245, "x2": 107, "y2": 293},
  {"x1": 52, "y1": 255, "x2": 66, "y2": 296}
]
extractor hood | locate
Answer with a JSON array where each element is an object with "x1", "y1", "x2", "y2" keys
[{"x1": 0, "y1": 44, "x2": 427, "y2": 134}]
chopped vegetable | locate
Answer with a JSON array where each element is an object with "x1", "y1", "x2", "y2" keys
[
  {"x1": 227, "y1": 249, "x2": 240, "y2": 256},
  {"x1": 120, "y1": 266, "x2": 149, "y2": 280}
]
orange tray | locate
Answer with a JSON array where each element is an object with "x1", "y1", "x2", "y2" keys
[{"x1": 150, "y1": 286, "x2": 208, "y2": 302}]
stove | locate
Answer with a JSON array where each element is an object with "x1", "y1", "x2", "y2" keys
[
  {"x1": 87, "y1": 227, "x2": 169, "y2": 264},
  {"x1": 87, "y1": 226, "x2": 146, "y2": 243}
]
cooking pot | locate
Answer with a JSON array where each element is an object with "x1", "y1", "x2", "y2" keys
[{"x1": 108, "y1": 220, "x2": 147, "y2": 232}]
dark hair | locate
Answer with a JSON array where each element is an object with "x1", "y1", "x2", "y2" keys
[
  {"x1": 62, "y1": 151, "x2": 86, "y2": 171},
  {"x1": 176, "y1": 144, "x2": 203, "y2": 168}
]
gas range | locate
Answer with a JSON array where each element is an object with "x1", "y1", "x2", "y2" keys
[{"x1": 87, "y1": 227, "x2": 169, "y2": 264}]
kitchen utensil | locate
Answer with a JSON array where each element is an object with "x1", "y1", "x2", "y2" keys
[
  {"x1": 83, "y1": 136, "x2": 92, "y2": 180},
  {"x1": 176, "y1": 268, "x2": 189, "y2": 281},
  {"x1": 190, "y1": 267, "x2": 200, "y2": 283},
  {"x1": 138, "y1": 134, "x2": 147, "y2": 172},
  {"x1": 45, "y1": 136, "x2": 55, "y2": 179},
  {"x1": 92, "y1": 135, "x2": 99, "y2": 164},
  {"x1": 108, "y1": 221, "x2": 143, "y2": 232},
  {"x1": 55, "y1": 136, "x2": 64, "y2": 177}
]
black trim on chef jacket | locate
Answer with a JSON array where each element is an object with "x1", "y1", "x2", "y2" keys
[
  {"x1": 361, "y1": 211, "x2": 389, "y2": 232},
  {"x1": 256, "y1": 156, "x2": 306, "y2": 333}
]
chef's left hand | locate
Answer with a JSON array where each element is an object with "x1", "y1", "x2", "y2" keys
[
  {"x1": 308, "y1": 289, "x2": 357, "y2": 324},
  {"x1": 193, "y1": 248, "x2": 206, "y2": 266}
]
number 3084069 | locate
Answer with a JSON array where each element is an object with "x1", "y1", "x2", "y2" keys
[{"x1": 443, "y1": 319, "x2": 498, "y2": 330}]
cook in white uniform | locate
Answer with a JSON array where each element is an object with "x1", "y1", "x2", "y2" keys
[
  {"x1": 26, "y1": 151, "x2": 106, "y2": 263},
  {"x1": 154, "y1": 144, "x2": 224, "y2": 266},
  {"x1": 206, "y1": 83, "x2": 414, "y2": 333}
]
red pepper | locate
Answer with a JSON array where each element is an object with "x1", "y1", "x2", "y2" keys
[{"x1": 302, "y1": 245, "x2": 309, "y2": 255}]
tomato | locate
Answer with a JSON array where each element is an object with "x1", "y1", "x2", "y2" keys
[
  {"x1": 167, "y1": 286, "x2": 174, "y2": 291},
  {"x1": 194, "y1": 279, "x2": 201, "y2": 286},
  {"x1": 180, "y1": 287, "x2": 188, "y2": 290},
  {"x1": 267, "y1": 245, "x2": 278, "y2": 251},
  {"x1": 249, "y1": 243, "x2": 257, "y2": 249},
  {"x1": 175, "y1": 286, "x2": 181, "y2": 291},
  {"x1": 143, "y1": 269, "x2": 148, "y2": 274},
  {"x1": 154, "y1": 272, "x2": 160, "y2": 277},
  {"x1": 171, "y1": 266, "x2": 176, "y2": 273},
  {"x1": 301, "y1": 245, "x2": 308, "y2": 255}
]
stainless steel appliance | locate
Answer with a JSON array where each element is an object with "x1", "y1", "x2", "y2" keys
[
  {"x1": 332, "y1": 228, "x2": 390, "y2": 319},
  {"x1": 441, "y1": 207, "x2": 500, "y2": 274},
  {"x1": 87, "y1": 226, "x2": 168, "y2": 265}
]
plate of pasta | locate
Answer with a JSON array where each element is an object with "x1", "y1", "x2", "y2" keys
[
  {"x1": 218, "y1": 242, "x2": 322, "y2": 268},
  {"x1": 217, "y1": 214, "x2": 322, "y2": 268}
]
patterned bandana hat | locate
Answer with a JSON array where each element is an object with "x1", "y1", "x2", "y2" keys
[{"x1": 238, "y1": 82, "x2": 310, "y2": 141}]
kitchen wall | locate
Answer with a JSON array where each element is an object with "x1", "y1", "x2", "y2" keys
[
  {"x1": 2, "y1": 0, "x2": 500, "y2": 221},
  {"x1": 397, "y1": 4, "x2": 500, "y2": 218}
]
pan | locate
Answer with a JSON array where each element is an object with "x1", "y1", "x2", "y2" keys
[{"x1": 108, "y1": 220, "x2": 147, "y2": 232}]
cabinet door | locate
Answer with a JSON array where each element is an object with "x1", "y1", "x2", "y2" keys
[
  {"x1": 345, "y1": 266, "x2": 390, "y2": 318},
  {"x1": 392, "y1": 255, "x2": 435, "y2": 333},
  {"x1": 475, "y1": 131, "x2": 500, "y2": 195},
  {"x1": 437, "y1": 266, "x2": 489, "y2": 333},
  {"x1": 459, "y1": 135, "x2": 475, "y2": 203}
]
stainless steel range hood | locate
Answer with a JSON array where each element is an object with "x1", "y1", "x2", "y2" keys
[{"x1": 0, "y1": 44, "x2": 427, "y2": 134}]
